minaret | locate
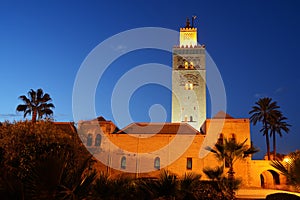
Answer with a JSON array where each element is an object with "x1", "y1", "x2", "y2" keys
[{"x1": 171, "y1": 17, "x2": 206, "y2": 130}]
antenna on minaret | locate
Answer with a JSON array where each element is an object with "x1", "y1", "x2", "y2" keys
[{"x1": 192, "y1": 15, "x2": 197, "y2": 28}]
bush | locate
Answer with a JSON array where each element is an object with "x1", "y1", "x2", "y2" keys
[{"x1": 266, "y1": 193, "x2": 300, "y2": 200}]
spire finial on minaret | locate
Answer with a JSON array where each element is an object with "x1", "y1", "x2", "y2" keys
[{"x1": 185, "y1": 17, "x2": 191, "y2": 28}]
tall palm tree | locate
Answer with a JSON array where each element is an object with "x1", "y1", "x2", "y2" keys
[
  {"x1": 16, "y1": 88, "x2": 54, "y2": 122},
  {"x1": 268, "y1": 114, "x2": 290, "y2": 160},
  {"x1": 249, "y1": 97, "x2": 280, "y2": 160}
]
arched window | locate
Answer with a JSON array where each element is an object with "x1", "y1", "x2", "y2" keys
[
  {"x1": 95, "y1": 134, "x2": 101, "y2": 146},
  {"x1": 190, "y1": 116, "x2": 193, "y2": 122},
  {"x1": 121, "y1": 156, "x2": 126, "y2": 169},
  {"x1": 154, "y1": 157, "x2": 160, "y2": 170},
  {"x1": 87, "y1": 134, "x2": 93, "y2": 146},
  {"x1": 190, "y1": 61, "x2": 194, "y2": 69},
  {"x1": 185, "y1": 82, "x2": 194, "y2": 90},
  {"x1": 187, "y1": 158, "x2": 192, "y2": 169},
  {"x1": 184, "y1": 61, "x2": 188, "y2": 69}
]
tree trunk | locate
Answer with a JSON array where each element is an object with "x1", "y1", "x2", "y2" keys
[
  {"x1": 32, "y1": 109, "x2": 37, "y2": 123},
  {"x1": 228, "y1": 166, "x2": 235, "y2": 180},
  {"x1": 273, "y1": 132, "x2": 276, "y2": 160},
  {"x1": 265, "y1": 131, "x2": 270, "y2": 160},
  {"x1": 264, "y1": 120, "x2": 271, "y2": 160},
  {"x1": 228, "y1": 165, "x2": 236, "y2": 200}
]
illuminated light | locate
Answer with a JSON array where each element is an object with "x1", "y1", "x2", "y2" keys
[
  {"x1": 185, "y1": 83, "x2": 189, "y2": 90},
  {"x1": 190, "y1": 62, "x2": 194, "y2": 69},
  {"x1": 184, "y1": 82, "x2": 193, "y2": 90},
  {"x1": 184, "y1": 62, "x2": 188, "y2": 69},
  {"x1": 283, "y1": 157, "x2": 290, "y2": 163}
]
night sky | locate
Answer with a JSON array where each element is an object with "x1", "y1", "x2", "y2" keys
[{"x1": 0, "y1": 1, "x2": 299, "y2": 159}]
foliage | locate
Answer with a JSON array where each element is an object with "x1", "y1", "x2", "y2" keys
[
  {"x1": 16, "y1": 88, "x2": 55, "y2": 122},
  {"x1": 178, "y1": 172, "x2": 201, "y2": 200},
  {"x1": 205, "y1": 138, "x2": 257, "y2": 199},
  {"x1": 0, "y1": 121, "x2": 93, "y2": 199},
  {"x1": 92, "y1": 173, "x2": 137, "y2": 200},
  {"x1": 268, "y1": 114, "x2": 290, "y2": 159},
  {"x1": 152, "y1": 170, "x2": 178, "y2": 199},
  {"x1": 271, "y1": 151, "x2": 300, "y2": 191},
  {"x1": 0, "y1": 121, "x2": 87, "y2": 180},
  {"x1": 249, "y1": 97, "x2": 282, "y2": 160},
  {"x1": 193, "y1": 181, "x2": 233, "y2": 200},
  {"x1": 203, "y1": 166, "x2": 224, "y2": 181},
  {"x1": 266, "y1": 193, "x2": 300, "y2": 200},
  {"x1": 206, "y1": 138, "x2": 258, "y2": 179},
  {"x1": 24, "y1": 151, "x2": 96, "y2": 200}
]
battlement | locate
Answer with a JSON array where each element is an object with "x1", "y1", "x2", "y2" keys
[{"x1": 180, "y1": 27, "x2": 197, "y2": 32}]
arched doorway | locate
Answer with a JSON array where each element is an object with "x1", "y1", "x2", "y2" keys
[{"x1": 260, "y1": 170, "x2": 280, "y2": 189}]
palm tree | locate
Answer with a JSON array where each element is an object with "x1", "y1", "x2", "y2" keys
[
  {"x1": 179, "y1": 172, "x2": 201, "y2": 200},
  {"x1": 271, "y1": 151, "x2": 300, "y2": 191},
  {"x1": 24, "y1": 151, "x2": 96, "y2": 200},
  {"x1": 16, "y1": 88, "x2": 54, "y2": 122},
  {"x1": 268, "y1": 114, "x2": 290, "y2": 160},
  {"x1": 141, "y1": 170, "x2": 178, "y2": 200},
  {"x1": 203, "y1": 166, "x2": 224, "y2": 181},
  {"x1": 206, "y1": 138, "x2": 258, "y2": 180},
  {"x1": 206, "y1": 138, "x2": 258, "y2": 199},
  {"x1": 249, "y1": 97, "x2": 280, "y2": 160}
]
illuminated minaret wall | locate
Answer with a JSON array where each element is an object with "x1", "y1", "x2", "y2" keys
[{"x1": 171, "y1": 18, "x2": 206, "y2": 130}]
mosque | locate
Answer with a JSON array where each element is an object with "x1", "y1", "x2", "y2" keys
[{"x1": 78, "y1": 19, "x2": 286, "y2": 189}]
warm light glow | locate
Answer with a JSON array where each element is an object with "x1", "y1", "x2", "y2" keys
[
  {"x1": 283, "y1": 157, "x2": 290, "y2": 163},
  {"x1": 190, "y1": 62, "x2": 194, "y2": 69},
  {"x1": 184, "y1": 83, "x2": 194, "y2": 90},
  {"x1": 184, "y1": 61, "x2": 188, "y2": 69},
  {"x1": 180, "y1": 29, "x2": 197, "y2": 47}
]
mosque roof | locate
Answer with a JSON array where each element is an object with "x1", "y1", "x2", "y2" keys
[{"x1": 117, "y1": 122, "x2": 200, "y2": 135}]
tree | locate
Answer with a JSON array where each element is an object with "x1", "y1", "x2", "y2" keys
[
  {"x1": 16, "y1": 88, "x2": 55, "y2": 122},
  {"x1": 271, "y1": 151, "x2": 300, "y2": 192},
  {"x1": 203, "y1": 166, "x2": 224, "y2": 181},
  {"x1": 139, "y1": 170, "x2": 178, "y2": 200},
  {"x1": 178, "y1": 172, "x2": 201, "y2": 200},
  {"x1": 206, "y1": 138, "x2": 258, "y2": 180},
  {"x1": 206, "y1": 138, "x2": 258, "y2": 199},
  {"x1": 249, "y1": 97, "x2": 280, "y2": 160},
  {"x1": 268, "y1": 114, "x2": 290, "y2": 160}
]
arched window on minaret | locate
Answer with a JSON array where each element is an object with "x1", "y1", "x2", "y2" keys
[
  {"x1": 87, "y1": 134, "x2": 93, "y2": 146},
  {"x1": 185, "y1": 82, "x2": 194, "y2": 90},
  {"x1": 95, "y1": 134, "x2": 101, "y2": 146},
  {"x1": 190, "y1": 61, "x2": 194, "y2": 69},
  {"x1": 184, "y1": 61, "x2": 188, "y2": 69}
]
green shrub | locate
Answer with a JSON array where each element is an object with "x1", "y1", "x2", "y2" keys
[{"x1": 266, "y1": 193, "x2": 300, "y2": 200}]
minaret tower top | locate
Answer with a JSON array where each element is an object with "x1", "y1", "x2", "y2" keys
[{"x1": 180, "y1": 17, "x2": 198, "y2": 47}]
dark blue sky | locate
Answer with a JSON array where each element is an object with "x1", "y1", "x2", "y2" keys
[{"x1": 0, "y1": 1, "x2": 299, "y2": 159}]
